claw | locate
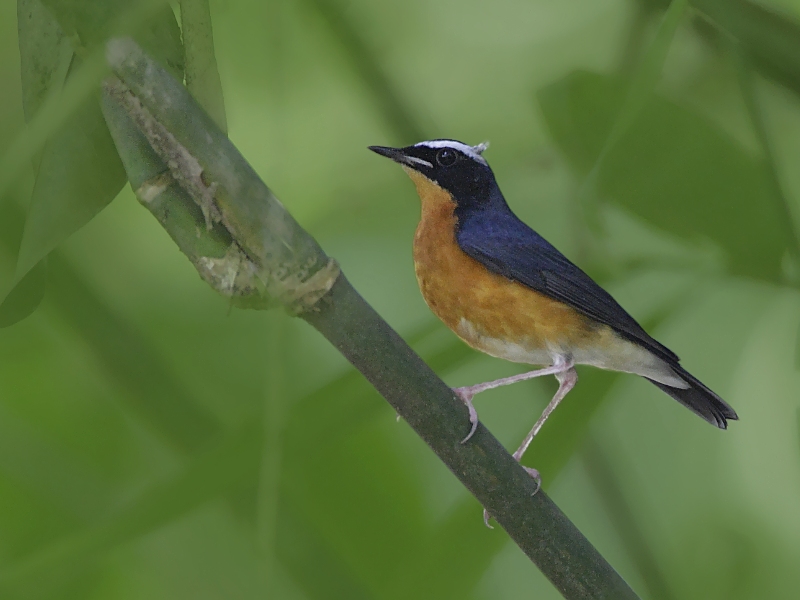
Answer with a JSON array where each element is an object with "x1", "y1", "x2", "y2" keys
[
  {"x1": 523, "y1": 466, "x2": 542, "y2": 495},
  {"x1": 482, "y1": 508, "x2": 494, "y2": 529},
  {"x1": 454, "y1": 388, "x2": 480, "y2": 444},
  {"x1": 460, "y1": 401, "x2": 479, "y2": 443}
]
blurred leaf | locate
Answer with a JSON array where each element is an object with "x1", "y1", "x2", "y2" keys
[
  {"x1": 278, "y1": 503, "x2": 373, "y2": 600},
  {"x1": 578, "y1": 0, "x2": 687, "y2": 237},
  {"x1": 598, "y1": 0, "x2": 688, "y2": 156},
  {"x1": 40, "y1": 0, "x2": 184, "y2": 72},
  {"x1": 0, "y1": 198, "x2": 220, "y2": 453},
  {"x1": 0, "y1": 400, "x2": 113, "y2": 523},
  {"x1": 46, "y1": 251, "x2": 221, "y2": 452},
  {"x1": 39, "y1": 0, "x2": 130, "y2": 47},
  {"x1": 582, "y1": 437, "x2": 677, "y2": 600},
  {"x1": 180, "y1": 0, "x2": 227, "y2": 132},
  {"x1": 1, "y1": 1, "x2": 184, "y2": 328},
  {"x1": 397, "y1": 498, "x2": 506, "y2": 599},
  {"x1": 17, "y1": 0, "x2": 73, "y2": 170},
  {"x1": 2, "y1": 0, "x2": 72, "y2": 326},
  {"x1": 15, "y1": 87, "x2": 127, "y2": 280},
  {"x1": 732, "y1": 43, "x2": 800, "y2": 264},
  {"x1": 278, "y1": 460, "x2": 496, "y2": 600},
  {"x1": 0, "y1": 259, "x2": 47, "y2": 328},
  {"x1": 0, "y1": 49, "x2": 107, "y2": 211},
  {"x1": 0, "y1": 422, "x2": 261, "y2": 597},
  {"x1": 640, "y1": 0, "x2": 800, "y2": 101},
  {"x1": 282, "y1": 423, "x2": 428, "y2": 596},
  {"x1": 539, "y1": 70, "x2": 789, "y2": 282}
]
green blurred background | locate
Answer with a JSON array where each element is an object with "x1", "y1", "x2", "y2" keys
[{"x1": 1, "y1": 0, "x2": 800, "y2": 598}]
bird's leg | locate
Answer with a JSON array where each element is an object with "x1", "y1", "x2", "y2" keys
[
  {"x1": 454, "y1": 359, "x2": 574, "y2": 444},
  {"x1": 482, "y1": 363, "x2": 578, "y2": 528},
  {"x1": 512, "y1": 365, "x2": 578, "y2": 465}
]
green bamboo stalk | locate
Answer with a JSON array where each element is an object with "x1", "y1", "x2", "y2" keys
[
  {"x1": 103, "y1": 37, "x2": 640, "y2": 599},
  {"x1": 101, "y1": 82, "x2": 272, "y2": 309},
  {"x1": 106, "y1": 39, "x2": 339, "y2": 313}
]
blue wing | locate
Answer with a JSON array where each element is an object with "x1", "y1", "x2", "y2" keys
[{"x1": 456, "y1": 210, "x2": 679, "y2": 364}]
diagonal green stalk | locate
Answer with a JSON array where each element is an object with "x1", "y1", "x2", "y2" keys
[{"x1": 101, "y1": 38, "x2": 640, "y2": 599}]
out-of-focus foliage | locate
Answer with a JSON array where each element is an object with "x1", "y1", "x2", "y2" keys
[
  {"x1": 539, "y1": 70, "x2": 789, "y2": 281},
  {"x1": 0, "y1": 0, "x2": 799, "y2": 598},
  {"x1": 2, "y1": 0, "x2": 182, "y2": 324}
]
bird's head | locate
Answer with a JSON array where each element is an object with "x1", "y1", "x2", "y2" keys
[{"x1": 369, "y1": 139, "x2": 500, "y2": 211}]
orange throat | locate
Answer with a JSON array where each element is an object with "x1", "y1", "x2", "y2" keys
[{"x1": 407, "y1": 170, "x2": 462, "y2": 331}]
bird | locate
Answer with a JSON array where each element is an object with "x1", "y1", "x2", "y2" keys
[{"x1": 369, "y1": 139, "x2": 738, "y2": 514}]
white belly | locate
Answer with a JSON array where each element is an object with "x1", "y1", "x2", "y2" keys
[{"x1": 457, "y1": 317, "x2": 689, "y2": 389}]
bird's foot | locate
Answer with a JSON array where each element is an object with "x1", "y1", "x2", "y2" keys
[
  {"x1": 453, "y1": 387, "x2": 479, "y2": 443},
  {"x1": 513, "y1": 446, "x2": 542, "y2": 494}
]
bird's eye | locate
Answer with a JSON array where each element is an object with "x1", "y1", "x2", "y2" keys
[{"x1": 436, "y1": 148, "x2": 458, "y2": 167}]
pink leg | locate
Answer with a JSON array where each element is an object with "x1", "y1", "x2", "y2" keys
[
  {"x1": 512, "y1": 367, "x2": 578, "y2": 464},
  {"x1": 482, "y1": 362, "x2": 578, "y2": 528},
  {"x1": 455, "y1": 359, "x2": 575, "y2": 444}
]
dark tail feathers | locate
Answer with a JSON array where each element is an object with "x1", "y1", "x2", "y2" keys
[{"x1": 646, "y1": 365, "x2": 738, "y2": 429}]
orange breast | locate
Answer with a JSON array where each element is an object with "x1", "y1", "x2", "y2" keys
[{"x1": 406, "y1": 169, "x2": 599, "y2": 364}]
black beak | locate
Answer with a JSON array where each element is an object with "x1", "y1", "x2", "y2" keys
[
  {"x1": 369, "y1": 145, "x2": 433, "y2": 170},
  {"x1": 368, "y1": 145, "x2": 405, "y2": 162}
]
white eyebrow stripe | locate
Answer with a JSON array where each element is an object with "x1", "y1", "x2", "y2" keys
[
  {"x1": 414, "y1": 139, "x2": 489, "y2": 165},
  {"x1": 404, "y1": 155, "x2": 433, "y2": 168}
]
